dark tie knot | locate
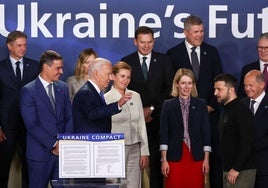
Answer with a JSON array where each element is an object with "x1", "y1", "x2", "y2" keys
[
  {"x1": 191, "y1": 46, "x2": 197, "y2": 51},
  {"x1": 16, "y1": 61, "x2": 21, "y2": 66},
  {"x1": 142, "y1": 56, "x2": 147, "y2": 62}
]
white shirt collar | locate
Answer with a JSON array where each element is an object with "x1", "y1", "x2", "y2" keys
[
  {"x1": 88, "y1": 79, "x2": 101, "y2": 94},
  {"x1": 38, "y1": 75, "x2": 52, "y2": 88},
  {"x1": 253, "y1": 91, "x2": 265, "y2": 104}
]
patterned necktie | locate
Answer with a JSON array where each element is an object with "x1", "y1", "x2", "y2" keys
[
  {"x1": 16, "y1": 61, "x2": 21, "y2": 82},
  {"x1": 48, "y1": 83, "x2": 56, "y2": 113},
  {"x1": 263, "y1": 64, "x2": 268, "y2": 89},
  {"x1": 180, "y1": 98, "x2": 191, "y2": 150},
  {"x1": 250, "y1": 100, "x2": 256, "y2": 114},
  {"x1": 141, "y1": 57, "x2": 148, "y2": 80},
  {"x1": 191, "y1": 47, "x2": 200, "y2": 79}
]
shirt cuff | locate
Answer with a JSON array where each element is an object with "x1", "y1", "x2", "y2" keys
[
  {"x1": 203, "y1": 146, "x2": 212, "y2": 152},
  {"x1": 160, "y1": 144, "x2": 168, "y2": 151}
]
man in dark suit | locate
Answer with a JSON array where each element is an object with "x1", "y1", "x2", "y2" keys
[
  {"x1": 166, "y1": 15, "x2": 223, "y2": 188},
  {"x1": 121, "y1": 26, "x2": 173, "y2": 188},
  {"x1": 0, "y1": 30, "x2": 39, "y2": 188},
  {"x1": 73, "y1": 57, "x2": 131, "y2": 134},
  {"x1": 243, "y1": 70, "x2": 268, "y2": 188},
  {"x1": 238, "y1": 32, "x2": 268, "y2": 98},
  {"x1": 20, "y1": 50, "x2": 73, "y2": 188},
  {"x1": 214, "y1": 74, "x2": 256, "y2": 188}
]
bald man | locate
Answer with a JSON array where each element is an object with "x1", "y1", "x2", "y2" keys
[{"x1": 243, "y1": 70, "x2": 268, "y2": 188}]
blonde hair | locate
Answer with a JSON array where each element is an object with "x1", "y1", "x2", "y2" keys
[
  {"x1": 74, "y1": 48, "x2": 97, "y2": 80},
  {"x1": 112, "y1": 61, "x2": 132, "y2": 75},
  {"x1": 171, "y1": 68, "x2": 198, "y2": 97}
]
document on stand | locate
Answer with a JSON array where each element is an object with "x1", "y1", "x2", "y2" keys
[{"x1": 58, "y1": 133, "x2": 125, "y2": 178}]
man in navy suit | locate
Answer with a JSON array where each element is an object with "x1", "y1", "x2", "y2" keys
[
  {"x1": 73, "y1": 58, "x2": 132, "y2": 134},
  {"x1": 243, "y1": 70, "x2": 268, "y2": 188},
  {"x1": 20, "y1": 50, "x2": 73, "y2": 188},
  {"x1": 121, "y1": 26, "x2": 173, "y2": 188},
  {"x1": 166, "y1": 15, "x2": 223, "y2": 188},
  {"x1": 0, "y1": 30, "x2": 39, "y2": 188},
  {"x1": 238, "y1": 32, "x2": 268, "y2": 98}
]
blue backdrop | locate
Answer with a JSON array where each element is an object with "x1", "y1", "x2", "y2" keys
[{"x1": 0, "y1": 0, "x2": 267, "y2": 82}]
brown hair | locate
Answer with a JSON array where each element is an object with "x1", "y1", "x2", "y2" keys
[{"x1": 6, "y1": 30, "x2": 27, "y2": 44}]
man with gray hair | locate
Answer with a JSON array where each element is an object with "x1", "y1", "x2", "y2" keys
[
  {"x1": 238, "y1": 32, "x2": 268, "y2": 97},
  {"x1": 242, "y1": 70, "x2": 268, "y2": 188},
  {"x1": 73, "y1": 57, "x2": 132, "y2": 134}
]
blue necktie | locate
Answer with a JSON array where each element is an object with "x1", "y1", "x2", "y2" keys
[
  {"x1": 141, "y1": 57, "x2": 148, "y2": 80},
  {"x1": 48, "y1": 83, "x2": 56, "y2": 113},
  {"x1": 99, "y1": 91, "x2": 105, "y2": 104},
  {"x1": 191, "y1": 47, "x2": 199, "y2": 79}
]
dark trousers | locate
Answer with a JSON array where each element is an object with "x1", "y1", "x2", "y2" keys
[
  {"x1": 0, "y1": 127, "x2": 28, "y2": 188},
  {"x1": 209, "y1": 110, "x2": 223, "y2": 188},
  {"x1": 146, "y1": 119, "x2": 163, "y2": 188},
  {"x1": 254, "y1": 175, "x2": 268, "y2": 188}
]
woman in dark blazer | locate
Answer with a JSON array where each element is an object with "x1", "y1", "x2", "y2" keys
[{"x1": 160, "y1": 68, "x2": 211, "y2": 188}]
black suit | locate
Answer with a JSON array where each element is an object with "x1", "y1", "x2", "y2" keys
[
  {"x1": 73, "y1": 81, "x2": 120, "y2": 133},
  {"x1": 238, "y1": 60, "x2": 268, "y2": 98},
  {"x1": 0, "y1": 57, "x2": 39, "y2": 188},
  {"x1": 167, "y1": 41, "x2": 223, "y2": 188},
  {"x1": 242, "y1": 94, "x2": 268, "y2": 188},
  {"x1": 121, "y1": 51, "x2": 173, "y2": 188}
]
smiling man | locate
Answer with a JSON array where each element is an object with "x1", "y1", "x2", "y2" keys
[
  {"x1": 0, "y1": 30, "x2": 39, "y2": 188},
  {"x1": 121, "y1": 26, "x2": 174, "y2": 188},
  {"x1": 238, "y1": 32, "x2": 268, "y2": 98},
  {"x1": 242, "y1": 70, "x2": 268, "y2": 188},
  {"x1": 20, "y1": 50, "x2": 73, "y2": 188},
  {"x1": 167, "y1": 15, "x2": 223, "y2": 188}
]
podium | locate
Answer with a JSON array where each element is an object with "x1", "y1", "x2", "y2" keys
[{"x1": 51, "y1": 179, "x2": 125, "y2": 188}]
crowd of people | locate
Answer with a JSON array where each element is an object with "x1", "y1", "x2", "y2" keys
[{"x1": 0, "y1": 14, "x2": 268, "y2": 188}]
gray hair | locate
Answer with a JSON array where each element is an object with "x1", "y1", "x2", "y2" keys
[
  {"x1": 258, "y1": 32, "x2": 268, "y2": 41},
  {"x1": 88, "y1": 57, "x2": 111, "y2": 77}
]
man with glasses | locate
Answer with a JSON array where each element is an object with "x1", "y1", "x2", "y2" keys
[{"x1": 238, "y1": 32, "x2": 268, "y2": 97}]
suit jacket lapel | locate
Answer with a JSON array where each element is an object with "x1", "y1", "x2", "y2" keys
[
  {"x1": 86, "y1": 81, "x2": 104, "y2": 104},
  {"x1": 36, "y1": 78, "x2": 57, "y2": 116},
  {"x1": 172, "y1": 98, "x2": 184, "y2": 128},
  {"x1": 53, "y1": 82, "x2": 63, "y2": 118},
  {"x1": 255, "y1": 94, "x2": 268, "y2": 116},
  {"x1": 5, "y1": 58, "x2": 19, "y2": 86}
]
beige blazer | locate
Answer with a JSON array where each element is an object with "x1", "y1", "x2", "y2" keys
[
  {"x1": 104, "y1": 86, "x2": 149, "y2": 156},
  {"x1": 66, "y1": 76, "x2": 86, "y2": 102}
]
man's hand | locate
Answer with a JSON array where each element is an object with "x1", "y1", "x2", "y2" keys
[
  {"x1": 227, "y1": 168, "x2": 239, "y2": 185},
  {"x1": 118, "y1": 92, "x2": 132, "y2": 107},
  {"x1": 51, "y1": 141, "x2": 59, "y2": 156},
  {"x1": 0, "y1": 128, "x2": 7, "y2": 143},
  {"x1": 207, "y1": 105, "x2": 214, "y2": 113},
  {"x1": 143, "y1": 107, "x2": 153, "y2": 123}
]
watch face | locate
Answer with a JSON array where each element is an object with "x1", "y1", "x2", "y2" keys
[{"x1": 150, "y1": 106, "x2": 154, "y2": 111}]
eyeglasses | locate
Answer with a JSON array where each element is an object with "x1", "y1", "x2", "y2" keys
[{"x1": 257, "y1": 46, "x2": 268, "y2": 51}]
